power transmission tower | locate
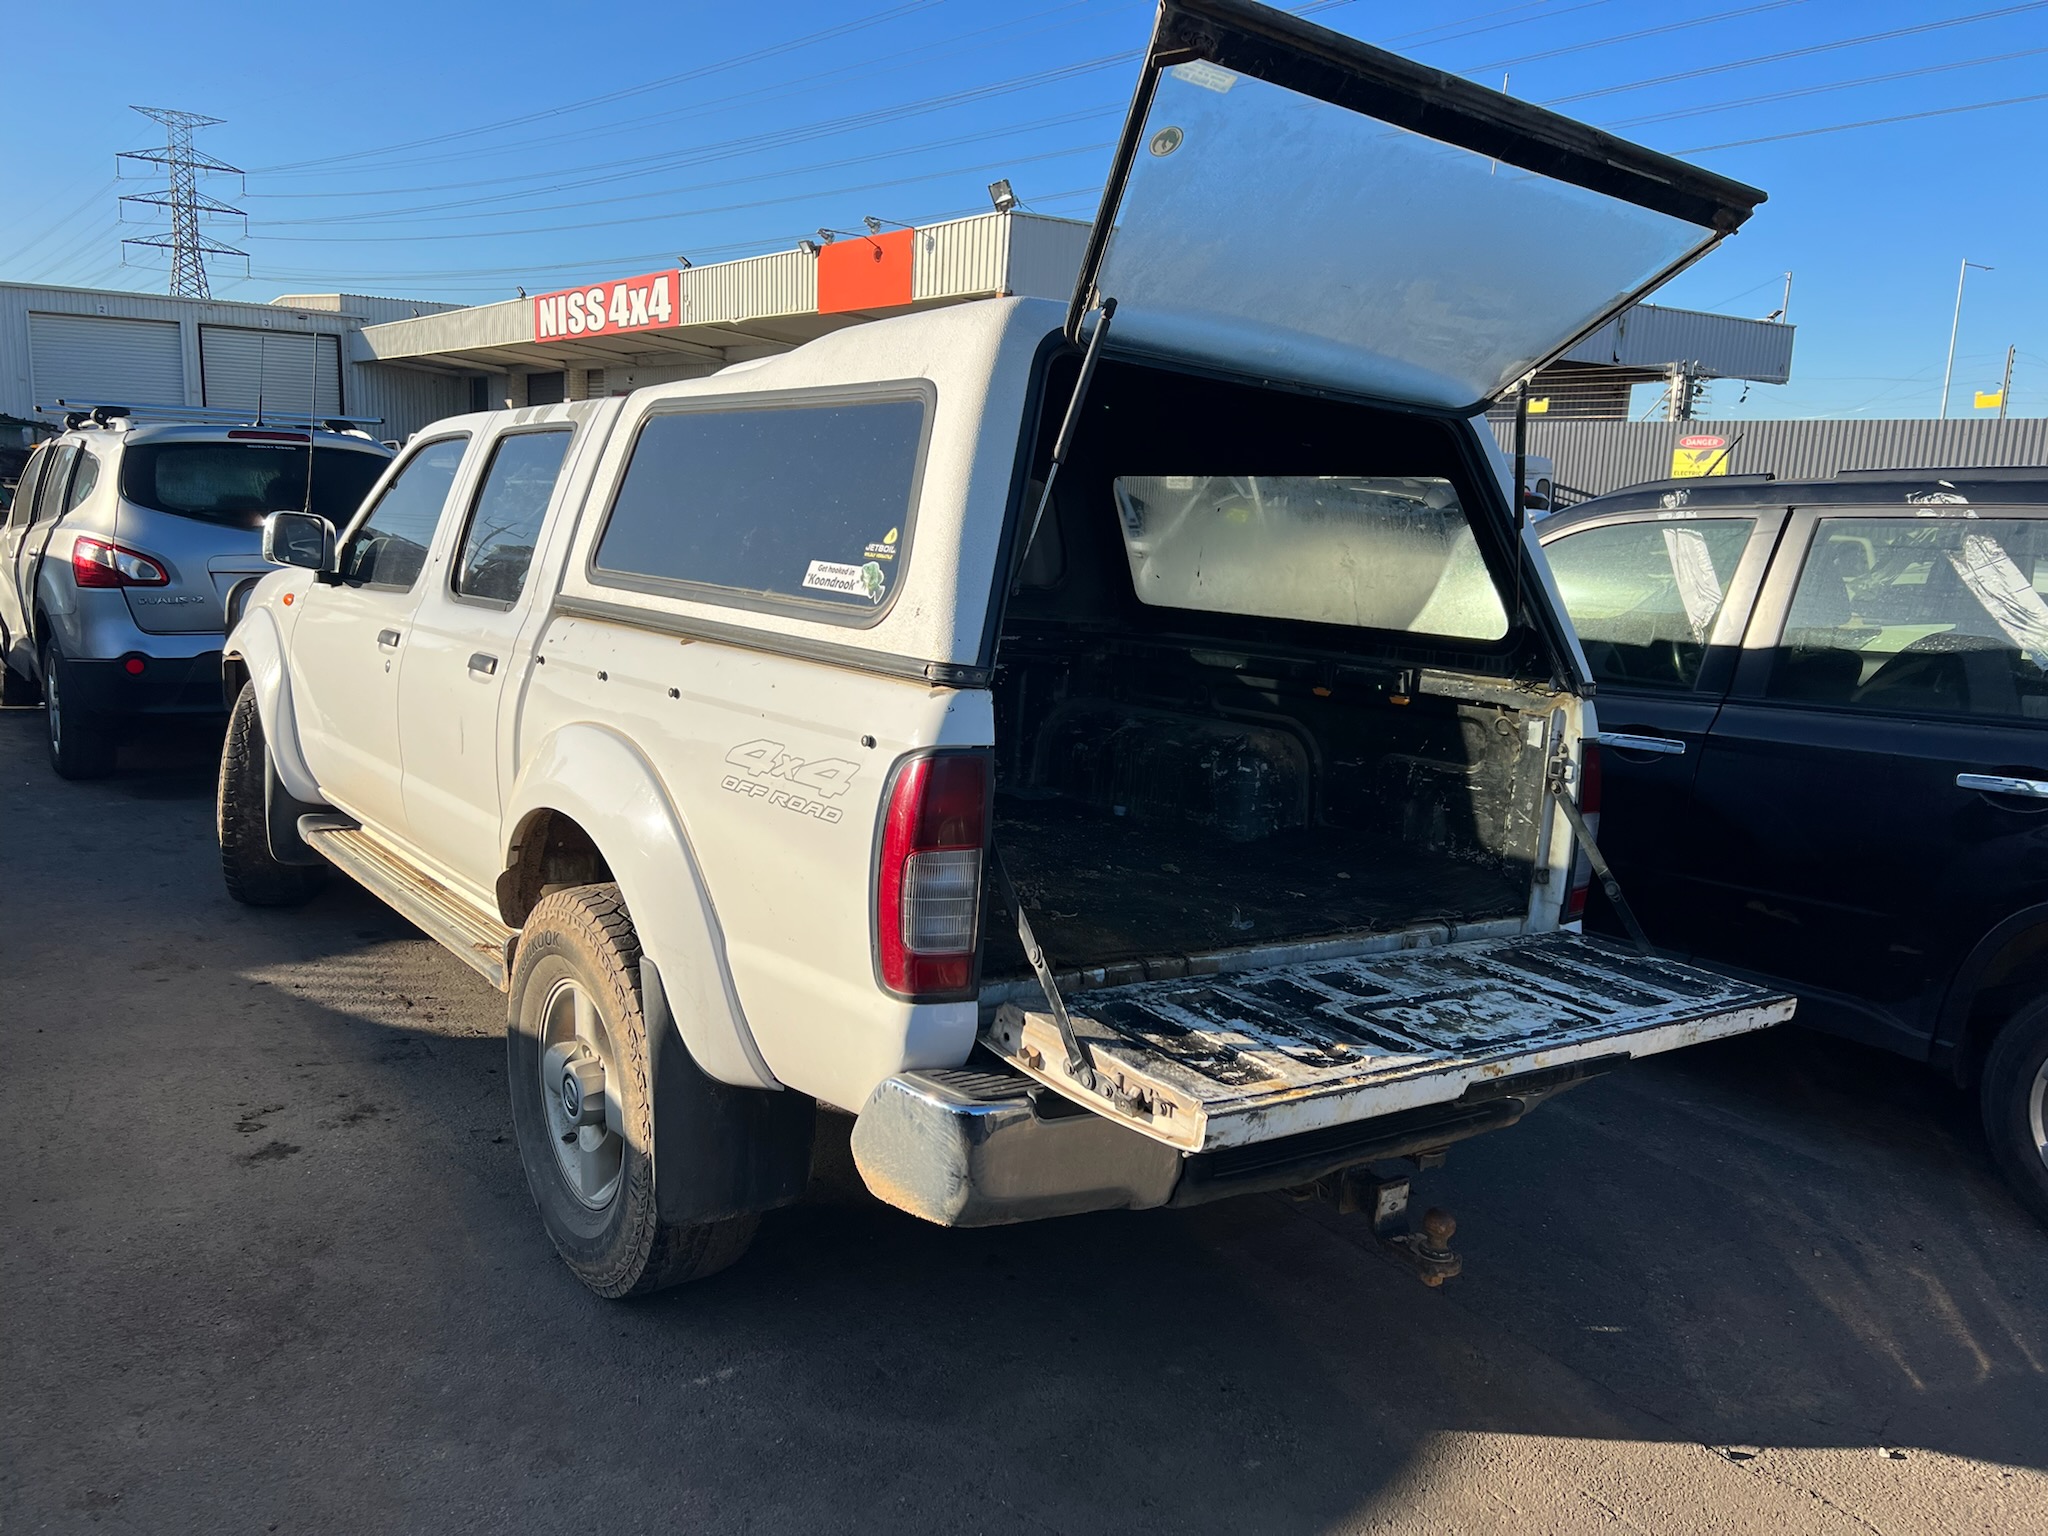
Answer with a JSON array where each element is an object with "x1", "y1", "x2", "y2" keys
[{"x1": 119, "y1": 106, "x2": 245, "y2": 298}]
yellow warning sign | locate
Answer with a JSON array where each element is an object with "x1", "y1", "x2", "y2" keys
[
  {"x1": 1670, "y1": 434, "x2": 1730, "y2": 479},
  {"x1": 1975, "y1": 389, "x2": 2005, "y2": 410}
]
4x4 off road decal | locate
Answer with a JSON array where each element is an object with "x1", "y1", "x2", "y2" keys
[{"x1": 721, "y1": 738, "x2": 859, "y2": 824}]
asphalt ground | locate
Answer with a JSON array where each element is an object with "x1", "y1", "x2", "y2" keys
[{"x1": 3, "y1": 705, "x2": 2044, "y2": 1534}]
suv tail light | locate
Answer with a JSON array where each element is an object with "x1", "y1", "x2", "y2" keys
[
  {"x1": 72, "y1": 535, "x2": 169, "y2": 589},
  {"x1": 876, "y1": 750, "x2": 990, "y2": 1000},
  {"x1": 1564, "y1": 740, "x2": 1602, "y2": 923}
]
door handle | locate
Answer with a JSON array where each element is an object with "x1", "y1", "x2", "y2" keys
[
  {"x1": 1598, "y1": 733, "x2": 1687, "y2": 757},
  {"x1": 1957, "y1": 773, "x2": 2048, "y2": 799},
  {"x1": 377, "y1": 628, "x2": 401, "y2": 648},
  {"x1": 467, "y1": 652, "x2": 499, "y2": 676}
]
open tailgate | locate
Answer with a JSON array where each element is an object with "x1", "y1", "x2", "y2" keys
[
  {"x1": 1070, "y1": 0, "x2": 1765, "y2": 412},
  {"x1": 986, "y1": 932, "x2": 1791, "y2": 1152}
]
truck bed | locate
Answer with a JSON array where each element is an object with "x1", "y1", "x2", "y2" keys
[{"x1": 984, "y1": 791, "x2": 1529, "y2": 981}]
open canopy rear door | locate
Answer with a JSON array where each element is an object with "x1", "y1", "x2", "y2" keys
[{"x1": 1072, "y1": 0, "x2": 1765, "y2": 412}]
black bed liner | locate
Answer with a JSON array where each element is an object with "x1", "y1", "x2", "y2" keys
[{"x1": 984, "y1": 791, "x2": 1528, "y2": 981}]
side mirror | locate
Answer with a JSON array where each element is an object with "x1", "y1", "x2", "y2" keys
[{"x1": 263, "y1": 510, "x2": 337, "y2": 573}]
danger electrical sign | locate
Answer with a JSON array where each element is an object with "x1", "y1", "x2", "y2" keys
[{"x1": 533, "y1": 269, "x2": 679, "y2": 343}]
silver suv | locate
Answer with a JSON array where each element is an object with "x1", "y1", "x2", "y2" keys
[{"x1": 0, "y1": 406, "x2": 391, "y2": 778}]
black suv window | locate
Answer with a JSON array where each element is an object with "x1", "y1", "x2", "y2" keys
[
  {"x1": 341, "y1": 437, "x2": 468, "y2": 591},
  {"x1": 120, "y1": 442, "x2": 390, "y2": 529},
  {"x1": 1768, "y1": 515, "x2": 2048, "y2": 720},
  {"x1": 1545, "y1": 517, "x2": 1754, "y2": 690},
  {"x1": 454, "y1": 429, "x2": 573, "y2": 604}
]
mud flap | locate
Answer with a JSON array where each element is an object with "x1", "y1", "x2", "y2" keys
[{"x1": 643, "y1": 959, "x2": 815, "y2": 1226}]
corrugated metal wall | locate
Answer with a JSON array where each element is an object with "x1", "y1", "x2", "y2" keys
[
  {"x1": 0, "y1": 282, "x2": 462, "y2": 437},
  {"x1": 1489, "y1": 416, "x2": 2048, "y2": 498}
]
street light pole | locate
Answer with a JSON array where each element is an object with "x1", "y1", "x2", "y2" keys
[{"x1": 1940, "y1": 258, "x2": 1993, "y2": 420}]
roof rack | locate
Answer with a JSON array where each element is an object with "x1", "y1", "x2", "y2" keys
[
  {"x1": 41, "y1": 399, "x2": 383, "y2": 433},
  {"x1": 1832, "y1": 465, "x2": 2045, "y2": 482}
]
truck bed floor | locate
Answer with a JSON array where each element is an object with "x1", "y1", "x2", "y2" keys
[{"x1": 985, "y1": 793, "x2": 1528, "y2": 980}]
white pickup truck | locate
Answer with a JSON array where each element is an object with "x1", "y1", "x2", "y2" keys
[{"x1": 219, "y1": 0, "x2": 1792, "y2": 1298}]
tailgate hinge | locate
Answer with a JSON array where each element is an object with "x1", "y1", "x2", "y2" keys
[
  {"x1": 991, "y1": 844, "x2": 1096, "y2": 1091},
  {"x1": 1548, "y1": 754, "x2": 1653, "y2": 955}
]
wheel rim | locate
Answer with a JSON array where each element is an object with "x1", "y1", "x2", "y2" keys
[
  {"x1": 2030, "y1": 1059, "x2": 2048, "y2": 1170},
  {"x1": 538, "y1": 977, "x2": 624, "y2": 1210},
  {"x1": 45, "y1": 662, "x2": 61, "y2": 750}
]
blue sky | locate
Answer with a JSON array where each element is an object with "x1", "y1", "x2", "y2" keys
[{"x1": 2, "y1": 0, "x2": 2042, "y2": 419}]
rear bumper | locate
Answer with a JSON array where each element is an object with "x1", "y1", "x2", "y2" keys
[
  {"x1": 848, "y1": 1063, "x2": 1571, "y2": 1227},
  {"x1": 55, "y1": 651, "x2": 225, "y2": 718}
]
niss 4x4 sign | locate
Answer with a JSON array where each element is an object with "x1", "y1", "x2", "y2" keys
[{"x1": 533, "y1": 269, "x2": 678, "y2": 342}]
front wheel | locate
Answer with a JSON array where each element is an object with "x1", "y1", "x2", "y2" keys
[
  {"x1": 42, "y1": 638, "x2": 117, "y2": 780},
  {"x1": 508, "y1": 884, "x2": 758, "y2": 1298},
  {"x1": 1982, "y1": 999, "x2": 2048, "y2": 1228},
  {"x1": 218, "y1": 683, "x2": 326, "y2": 907}
]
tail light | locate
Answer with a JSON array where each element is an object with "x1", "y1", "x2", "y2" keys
[
  {"x1": 876, "y1": 750, "x2": 990, "y2": 1000},
  {"x1": 72, "y1": 535, "x2": 169, "y2": 588},
  {"x1": 1564, "y1": 740, "x2": 1603, "y2": 923}
]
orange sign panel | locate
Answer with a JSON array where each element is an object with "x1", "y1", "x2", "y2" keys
[{"x1": 817, "y1": 228, "x2": 915, "y2": 315}]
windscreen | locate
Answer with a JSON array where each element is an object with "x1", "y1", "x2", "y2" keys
[
  {"x1": 1092, "y1": 64, "x2": 1713, "y2": 409},
  {"x1": 1112, "y1": 474, "x2": 1507, "y2": 640},
  {"x1": 120, "y1": 442, "x2": 390, "y2": 529}
]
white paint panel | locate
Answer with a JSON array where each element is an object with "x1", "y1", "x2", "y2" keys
[
  {"x1": 28, "y1": 312, "x2": 185, "y2": 407},
  {"x1": 200, "y1": 326, "x2": 342, "y2": 416}
]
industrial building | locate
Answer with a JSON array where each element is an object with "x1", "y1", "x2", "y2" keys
[
  {"x1": 5, "y1": 209, "x2": 1801, "y2": 460},
  {"x1": 0, "y1": 282, "x2": 468, "y2": 445}
]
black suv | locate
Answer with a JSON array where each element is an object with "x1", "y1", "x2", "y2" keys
[{"x1": 1540, "y1": 468, "x2": 2048, "y2": 1223}]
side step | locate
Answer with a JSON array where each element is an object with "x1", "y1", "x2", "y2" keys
[{"x1": 299, "y1": 816, "x2": 517, "y2": 989}]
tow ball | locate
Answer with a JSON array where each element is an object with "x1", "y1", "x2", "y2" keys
[{"x1": 1319, "y1": 1165, "x2": 1464, "y2": 1286}]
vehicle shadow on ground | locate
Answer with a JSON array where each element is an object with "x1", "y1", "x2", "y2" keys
[{"x1": 6, "y1": 707, "x2": 2045, "y2": 1532}]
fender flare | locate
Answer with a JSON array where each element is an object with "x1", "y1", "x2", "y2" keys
[
  {"x1": 503, "y1": 722, "x2": 781, "y2": 1092},
  {"x1": 222, "y1": 607, "x2": 323, "y2": 805}
]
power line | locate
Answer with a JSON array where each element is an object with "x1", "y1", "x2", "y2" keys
[
  {"x1": 247, "y1": 140, "x2": 1113, "y2": 243},
  {"x1": 1546, "y1": 2, "x2": 2048, "y2": 105},
  {"x1": 1676, "y1": 89, "x2": 2048, "y2": 152},
  {"x1": 259, "y1": 107, "x2": 1117, "y2": 230},
  {"x1": 1604, "y1": 44, "x2": 2048, "y2": 128},
  {"x1": 252, "y1": 0, "x2": 947, "y2": 174},
  {"x1": 1469, "y1": 0, "x2": 1817, "y2": 71}
]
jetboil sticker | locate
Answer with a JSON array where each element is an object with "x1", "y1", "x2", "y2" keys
[{"x1": 803, "y1": 558, "x2": 888, "y2": 604}]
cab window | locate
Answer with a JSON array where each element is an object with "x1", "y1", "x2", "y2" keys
[
  {"x1": 1767, "y1": 515, "x2": 2048, "y2": 720},
  {"x1": 340, "y1": 436, "x2": 468, "y2": 592},
  {"x1": 453, "y1": 429, "x2": 573, "y2": 605},
  {"x1": 1545, "y1": 517, "x2": 1754, "y2": 690}
]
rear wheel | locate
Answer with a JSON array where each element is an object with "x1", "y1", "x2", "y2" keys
[
  {"x1": 41, "y1": 638, "x2": 117, "y2": 780},
  {"x1": 508, "y1": 884, "x2": 758, "y2": 1298},
  {"x1": 1982, "y1": 997, "x2": 2048, "y2": 1227},
  {"x1": 218, "y1": 683, "x2": 326, "y2": 907}
]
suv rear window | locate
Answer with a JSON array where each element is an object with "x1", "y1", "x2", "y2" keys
[
  {"x1": 119, "y1": 442, "x2": 389, "y2": 529},
  {"x1": 591, "y1": 394, "x2": 928, "y2": 621}
]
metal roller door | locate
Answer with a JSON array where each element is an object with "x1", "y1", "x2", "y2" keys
[
  {"x1": 28, "y1": 313, "x2": 186, "y2": 407},
  {"x1": 200, "y1": 327, "x2": 342, "y2": 417}
]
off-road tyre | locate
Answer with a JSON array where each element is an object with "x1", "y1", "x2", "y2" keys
[
  {"x1": 508, "y1": 883, "x2": 759, "y2": 1298},
  {"x1": 218, "y1": 683, "x2": 326, "y2": 907},
  {"x1": 41, "y1": 637, "x2": 116, "y2": 780},
  {"x1": 1981, "y1": 997, "x2": 2048, "y2": 1228}
]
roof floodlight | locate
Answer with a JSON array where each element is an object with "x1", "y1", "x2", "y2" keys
[
  {"x1": 797, "y1": 239, "x2": 819, "y2": 257},
  {"x1": 988, "y1": 179, "x2": 1017, "y2": 213}
]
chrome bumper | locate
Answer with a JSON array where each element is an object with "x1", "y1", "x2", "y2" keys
[{"x1": 850, "y1": 1068, "x2": 1181, "y2": 1227}]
